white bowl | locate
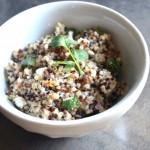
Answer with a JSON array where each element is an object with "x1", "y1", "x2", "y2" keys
[{"x1": 0, "y1": 1, "x2": 149, "y2": 138}]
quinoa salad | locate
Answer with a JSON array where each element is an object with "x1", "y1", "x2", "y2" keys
[{"x1": 5, "y1": 22, "x2": 126, "y2": 120}]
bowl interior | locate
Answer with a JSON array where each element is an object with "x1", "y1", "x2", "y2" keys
[{"x1": 0, "y1": 2, "x2": 147, "y2": 121}]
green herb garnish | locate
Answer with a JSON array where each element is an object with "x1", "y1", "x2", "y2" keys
[
  {"x1": 53, "y1": 60, "x2": 75, "y2": 66},
  {"x1": 62, "y1": 96, "x2": 80, "y2": 110},
  {"x1": 22, "y1": 54, "x2": 36, "y2": 67},
  {"x1": 51, "y1": 35, "x2": 85, "y2": 75},
  {"x1": 72, "y1": 49, "x2": 89, "y2": 62},
  {"x1": 53, "y1": 60, "x2": 75, "y2": 72},
  {"x1": 64, "y1": 65, "x2": 75, "y2": 72},
  {"x1": 107, "y1": 58, "x2": 121, "y2": 75},
  {"x1": 51, "y1": 35, "x2": 76, "y2": 49}
]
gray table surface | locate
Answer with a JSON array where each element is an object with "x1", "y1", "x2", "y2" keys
[{"x1": 0, "y1": 0, "x2": 150, "y2": 150}]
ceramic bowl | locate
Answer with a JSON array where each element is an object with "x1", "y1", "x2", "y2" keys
[{"x1": 0, "y1": 1, "x2": 149, "y2": 138}]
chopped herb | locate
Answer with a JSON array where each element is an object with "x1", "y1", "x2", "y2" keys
[
  {"x1": 107, "y1": 58, "x2": 121, "y2": 76},
  {"x1": 51, "y1": 35, "x2": 76, "y2": 49},
  {"x1": 64, "y1": 65, "x2": 75, "y2": 72},
  {"x1": 53, "y1": 60, "x2": 75, "y2": 66},
  {"x1": 53, "y1": 60, "x2": 75, "y2": 72},
  {"x1": 72, "y1": 49, "x2": 89, "y2": 62},
  {"x1": 21, "y1": 54, "x2": 36, "y2": 67},
  {"x1": 53, "y1": 60, "x2": 76, "y2": 71},
  {"x1": 51, "y1": 35, "x2": 67, "y2": 48},
  {"x1": 51, "y1": 35, "x2": 84, "y2": 75},
  {"x1": 65, "y1": 38, "x2": 77, "y2": 47},
  {"x1": 62, "y1": 96, "x2": 80, "y2": 110}
]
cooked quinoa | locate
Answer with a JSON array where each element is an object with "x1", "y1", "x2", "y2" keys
[{"x1": 5, "y1": 22, "x2": 126, "y2": 120}]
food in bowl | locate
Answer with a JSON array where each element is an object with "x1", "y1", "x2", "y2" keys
[{"x1": 5, "y1": 22, "x2": 126, "y2": 120}]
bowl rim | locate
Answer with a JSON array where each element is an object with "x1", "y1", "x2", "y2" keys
[{"x1": 0, "y1": 1, "x2": 149, "y2": 126}]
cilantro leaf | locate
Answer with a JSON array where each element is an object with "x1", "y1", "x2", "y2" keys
[
  {"x1": 107, "y1": 58, "x2": 121, "y2": 76},
  {"x1": 62, "y1": 96, "x2": 80, "y2": 110},
  {"x1": 53, "y1": 60, "x2": 75, "y2": 72},
  {"x1": 64, "y1": 65, "x2": 75, "y2": 72},
  {"x1": 65, "y1": 38, "x2": 77, "y2": 47},
  {"x1": 50, "y1": 35, "x2": 84, "y2": 75},
  {"x1": 53, "y1": 60, "x2": 75, "y2": 66},
  {"x1": 22, "y1": 54, "x2": 36, "y2": 67},
  {"x1": 51, "y1": 35, "x2": 67, "y2": 49},
  {"x1": 51, "y1": 35, "x2": 76, "y2": 48},
  {"x1": 72, "y1": 49, "x2": 89, "y2": 62}
]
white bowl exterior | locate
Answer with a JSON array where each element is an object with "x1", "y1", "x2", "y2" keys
[{"x1": 0, "y1": 1, "x2": 149, "y2": 137}]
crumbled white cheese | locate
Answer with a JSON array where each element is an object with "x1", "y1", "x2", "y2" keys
[
  {"x1": 14, "y1": 96, "x2": 26, "y2": 109},
  {"x1": 55, "y1": 22, "x2": 65, "y2": 35},
  {"x1": 64, "y1": 111, "x2": 72, "y2": 120},
  {"x1": 24, "y1": 68, "x2": 32, "y2": 76},
  {"x1": 35, "y1": 67, "x2": 47, "y2": 76}
]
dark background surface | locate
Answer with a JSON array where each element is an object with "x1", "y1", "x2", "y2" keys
[{"x1": 0, "y1": 0, "x2": 150, "y2": 150}]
